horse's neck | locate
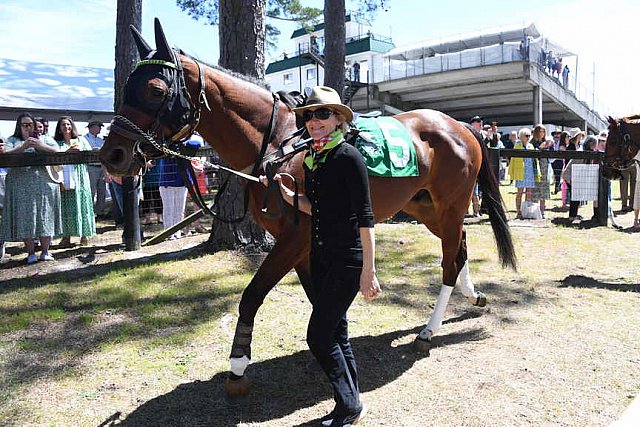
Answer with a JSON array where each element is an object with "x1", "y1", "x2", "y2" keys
[{"x1": 186, "y1": 61, "x2": 293, "y2": 172}]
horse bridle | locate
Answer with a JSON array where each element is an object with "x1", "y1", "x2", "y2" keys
[{"x1": 109, "y1": 51, "x2": 285, "y2": 222}]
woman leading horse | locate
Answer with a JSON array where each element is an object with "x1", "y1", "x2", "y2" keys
[{"x1": 99, "y1": 19, "x2": 517, "y2": 396}]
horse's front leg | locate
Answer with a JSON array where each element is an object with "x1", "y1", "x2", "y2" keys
[{"x1": 225, "y1": 231, "x2": 310, "y2": 395}]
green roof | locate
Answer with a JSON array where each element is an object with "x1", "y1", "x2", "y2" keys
[
  {"x1": 266, "y1": 56, "x2": 315, "y2": 74},
  {"x1": 290, "y1": 13, "x2": 365, "y2": 39},
  {"x1": 266, "y1": 35, "x2": 395, "y2": 75}
]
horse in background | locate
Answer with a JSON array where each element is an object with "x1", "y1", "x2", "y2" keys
[
  {"x1": 603, "y1": 115, "x2": 640, "y2": 180},
  {"x1": 99, "y1": 19, "x2": 517, "y2": 396}
]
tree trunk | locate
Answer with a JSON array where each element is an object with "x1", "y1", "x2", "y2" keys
[
  {"x1": 219, "y1": 0, "x2": 266, "y2": 79},
  {"x1": 209, "y1": 0, "x2": 270, "y2": 251},
  {"x1": 114, "y1": 0, "x2": 142, "y2": 112},
  {"x1": 323, "y1": 0, "x2": 346, "y2": 97}
]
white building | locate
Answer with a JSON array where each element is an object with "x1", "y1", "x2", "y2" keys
[{"x1": 265, "y1": 12, "x2": 395, "y2": 97}]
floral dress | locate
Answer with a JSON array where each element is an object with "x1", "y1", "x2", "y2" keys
[
  {"x1": 0, "y1": 136, "x2": 62, "y2": 241},
  {"x1": 56, "y1": 137, "x2": 96, "y2": 237}
]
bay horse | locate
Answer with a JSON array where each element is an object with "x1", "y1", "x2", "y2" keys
[
  {"x1": 603, "y1": 115, "x2": 640, "y2": 180},
  {"x1": 100, "y1": 19, "x2": 517, "y2": 395}
]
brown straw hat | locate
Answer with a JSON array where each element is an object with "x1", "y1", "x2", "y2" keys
[{"x1": 293, "y1": 86, "x2": 353, "y2": 122}]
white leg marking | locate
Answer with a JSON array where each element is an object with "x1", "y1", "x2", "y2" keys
[
  {"x1": 230, "y1": 355, "x2": 250, "y2": 376},
  {"x1": 419, "y1": 285, "x2": 453, "y2": 340},
  {"x1": 457, "y1": 260, "x2": 478, "y2": 300}
]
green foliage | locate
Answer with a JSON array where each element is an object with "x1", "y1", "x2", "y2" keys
[
  {"x1": 176, "y1": 0, "x2": 220, "y2": 25},
  {"x1": 176, "y1": 0, "x2": 323, "y2": 32},
  {"x1": 174, "y1": 1, "x2": 390, "y2": 50}
]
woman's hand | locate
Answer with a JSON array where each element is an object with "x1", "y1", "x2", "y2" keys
[
  {"x1": 23, "y1": 137, "x2": 40, "y2": 150},
  {"x1": 359, "y1": 269, "x2": 381, "y2": 302}
]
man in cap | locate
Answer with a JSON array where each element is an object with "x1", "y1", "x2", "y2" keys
[
  {"x1": 83, "y1": 120, "x2": 107, "y2": 217},
  {"x1": 469, "y1": 115, "x2": 483, "y2": 133}
]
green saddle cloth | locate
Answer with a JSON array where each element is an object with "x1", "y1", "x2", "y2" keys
[{"x1": 354, "y1": 116, "x2": 419, "y2": 177}]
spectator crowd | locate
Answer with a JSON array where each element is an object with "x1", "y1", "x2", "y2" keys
[
  {"x1": 0, "y1": 110, "x2": 636, "y2": 265},
  {"x1": 466, "y1": 115, "x2": 636, "y2": 229},
  {"x1": 0, "y1": 112, "x2": 214, "y2": 265}
]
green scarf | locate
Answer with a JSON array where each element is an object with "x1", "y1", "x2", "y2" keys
[{"x1": 303, "y1": 130, "x2": 343, "y2": 171}]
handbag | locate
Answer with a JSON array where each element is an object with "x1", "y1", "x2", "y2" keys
[
  {"x1": 46, "y1": 164, "x2": 63, "y2": 183},
  {"x1": 520, "y1": 200, "x2": 542, "y2": 219},
  {"x1": 62, "y1": 164, "x2": 75, "y2": 190}
]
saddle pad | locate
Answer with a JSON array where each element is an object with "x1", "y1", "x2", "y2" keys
[{"x1": 354, "y1": 116, "x2": 419, "y2": 177}]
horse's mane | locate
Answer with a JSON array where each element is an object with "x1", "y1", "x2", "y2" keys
[
  {"x1": 178, "y1": 49, "x2": 270, "y2": 90},
  {"x1": 622, "y1": 114, "x2": 640, "y2": 125}
]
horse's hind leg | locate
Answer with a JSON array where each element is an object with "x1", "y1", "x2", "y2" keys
[
  {"x1": 455, "y1": 229, "x2": 486, "y2": 307},
  {"x1": 416, "y1": 227, "x2": 486, "y2": 349},
  {"x1": 402, "y1": 203, "x2": 469, "y2": 349}
]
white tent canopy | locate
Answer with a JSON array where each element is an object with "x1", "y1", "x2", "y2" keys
[
  {"x1": 385, "y1": 22, "x2": 574, "y2": 61},
  {"x1": 0, "y1": 58, "x2": 114, "y2": 122}
]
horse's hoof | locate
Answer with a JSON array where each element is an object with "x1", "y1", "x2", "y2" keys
[
  {"x1": 224, "y1": 373, "x2": 251, "y2": 397},
  {"x1": 413, "y1": 336, "x2": 431, "y2": 355},
  {"x1": 472, "y1": 292, "x2": 487, "y2": 307}
]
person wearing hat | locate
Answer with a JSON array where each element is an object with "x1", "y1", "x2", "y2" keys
[
  {"x1": 567, "y1": 128, "x2": 584, "y2": 151},
  {"x1": 261, "y1": 86, "x2": 379, "y2": 426},
  {"x1": 83, "y1": 120, "x2": 108, "y2": 217},
  {"x1": 469, "y1": 115, "x2": 483, "y2": 133}
]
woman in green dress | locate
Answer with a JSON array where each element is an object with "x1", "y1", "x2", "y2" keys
[
  {"x1": 53, "y1": 117, "x2": 96, "y2": 247},
  {"x1": 0, "y1": 113, "x2": 62, "y2": 264}
]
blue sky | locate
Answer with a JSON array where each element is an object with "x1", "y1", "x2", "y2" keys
[{"x1": 0, "y1": 0, "x2": 638, "y2": 118}]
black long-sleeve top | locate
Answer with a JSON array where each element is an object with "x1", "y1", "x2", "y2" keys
[{"x1": 304, "y1": 141, "x2": 375, "y2": 257}]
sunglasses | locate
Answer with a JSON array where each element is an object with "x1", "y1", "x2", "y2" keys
[{"x1": 302, "y1": 108, "x2": 334, "y2": 122}]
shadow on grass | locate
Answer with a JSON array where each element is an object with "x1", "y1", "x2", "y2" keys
[
  {"x1": 0, "y1": 243, "x2": 202, "y2": 293},
  {"x1": 0, "y1": 242, "x2": 250, "y2": 397},
  {"x1": 111, "y1": 326, "x2": 488, "y2": 427},
  {"x1": 558, "y1": 274, "x2": 640, "y2": 292}
]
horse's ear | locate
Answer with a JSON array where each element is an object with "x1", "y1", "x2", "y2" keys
[
  {"x1": 607, "y1": 116, "x2": 616, "y2": 126},
  {"x1": 130, "y1": 25, "x2": 152, "y2": 59},
  {"x1": 153, "y1": 18, "x2": 175, "y2": 62}
]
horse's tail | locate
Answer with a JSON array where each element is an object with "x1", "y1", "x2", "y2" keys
[{"x1": 462, "y1": 123, "x2": 518, "y2": 271}]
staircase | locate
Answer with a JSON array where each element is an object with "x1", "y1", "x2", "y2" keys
[
  {"x1": 306, "y1": 46, "x2": 325, "y2": 67},
  {"x1": 343, "y1": 80, "x2": 367, "y2": 105}
]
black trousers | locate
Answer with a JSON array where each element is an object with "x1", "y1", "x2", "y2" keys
[
  {"x1": 308, "y1": 246, "x2": 362, "y2": 416},
  {"x1": 551, "y1": 159, "x2": 564, "y2": 193},
  {"x1": 567, "y1": 183, "x2": 580, "y2": 218}
]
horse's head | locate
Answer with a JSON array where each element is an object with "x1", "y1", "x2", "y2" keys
[
  {"x1": 100, "y1": 18, "x2": 205, "y2": 175},
  {"x1": 602, "y1": 115, "x2": 640, "y2": 179}
]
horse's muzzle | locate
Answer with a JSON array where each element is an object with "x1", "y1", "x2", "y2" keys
[
  {"x1": 99, "y1": 144, "x2": 142, "y2": 176},
  {"x1": 602, "y1": 165, "x2": 623, "y2": 180}
]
